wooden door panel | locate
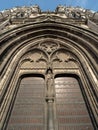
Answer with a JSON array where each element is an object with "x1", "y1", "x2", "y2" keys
[
  {"x1": 55, "y1": 77, "x2": 94, "y2": 130},
  {"x1": 6, "y1": 77, "x2": 45, "y2": 130}
]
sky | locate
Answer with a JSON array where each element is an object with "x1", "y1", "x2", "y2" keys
[{"x1": 0, "y1": 0, "x2": 98, "y2": 12}]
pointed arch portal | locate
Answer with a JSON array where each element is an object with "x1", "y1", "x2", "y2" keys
[{"x1": 0, "y1": 15, "x2": 98, "y2": 130}]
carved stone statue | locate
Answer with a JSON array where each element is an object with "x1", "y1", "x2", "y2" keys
[
  {"x1": 56, "y1": 5, "x2": 66, "y2": 13},
  {"x1": 46, "y1": 69, "x2": 54, "y2": 97}
]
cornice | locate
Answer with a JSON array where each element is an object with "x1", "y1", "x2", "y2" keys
[
  {"x1": 0, "y1": 5, "x2": 98, "y2": 21},
  {"x1": 0, "y1": 5, "x2": 98, "y2": 34}
]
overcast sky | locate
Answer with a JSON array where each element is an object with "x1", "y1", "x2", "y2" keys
[{"x1": 0, "y1": 0, "x2": 98, "y2": 11}]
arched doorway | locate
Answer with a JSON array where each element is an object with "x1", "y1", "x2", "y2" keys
[{"x1": 0, "y1": 18, "x2": 97, "y2": 130}]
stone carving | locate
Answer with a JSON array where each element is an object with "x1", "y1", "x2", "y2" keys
[
  {"x1": 31, "y1": 5, "x2": 41, "y2": 13},
  {"x1": 55, "y1": 5, "x2": 96, "y2": 19},
  {"x1": 71, "y1": 11, "x2": 81, "y2": 18},
  {"x1": 0, "y1": 5, "x2": 97, "y2": 32},
  {"x1": 52, "y1": 51, "x2": 75, "y2": 62},
  {"x1": 23, "y1": 51, "x2": 47, "y2": 62},
  {"x1": 21, "y1": 51, "x2": 47, "y2": 69},
  {"x1": 0, "y1": 5, "x2": 97, "y2": 21},
  {"x1": 46, "y1": 68, "x2": 54, "y2": 97},
  {"x1": 39, "y1": 42, "x2": 59, "y2": 54},
  {"x1": 46, "y1": 61, "x2": 53, "y2": 70},
  {"x1": 0, "y1": 5, "x2": 41, "y2": 19},
  {"x1": 56, "y1": 5, "x2": 66, "y2": 13},
  {"x1": 51, "y1": 51, "x2": 78, "y2": 69}
]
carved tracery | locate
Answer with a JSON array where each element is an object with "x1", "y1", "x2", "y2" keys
[
  {"x1": 39, "y1": 41, "x2": 59, "y2": 54},
  {"x1": 51, "y1": 50, "x2": 78, "y2": 69},
  {"x1": 21, "y1": 50, "x2": 47, "y2": 69},
  {"x1": 20, "y1": 43, "x2": 78, "y2": 70}
]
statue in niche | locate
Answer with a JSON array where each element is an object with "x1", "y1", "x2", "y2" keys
[{"x1": 46, "y1": 68, "x2": 54, "y2": 97}]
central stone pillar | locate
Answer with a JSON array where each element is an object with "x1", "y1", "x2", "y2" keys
[
  {"x1": 45, "y1": 68, "x2": 55, "y2": 130},
  {"x1": 47, "y1": 99, "x2": 54, "y2": 130}
]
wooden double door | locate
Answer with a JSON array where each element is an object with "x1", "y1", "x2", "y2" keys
[{"x1": 6, "y1": 76, "x2": 94, "y2": 130}]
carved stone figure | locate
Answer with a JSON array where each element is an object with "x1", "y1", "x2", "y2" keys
[
  {"x1": 56, "y1": 5, "x2": 66, "y2": 13},
  {"x1": 46, "y1": 69, "x2": 54, "y2": 97}
]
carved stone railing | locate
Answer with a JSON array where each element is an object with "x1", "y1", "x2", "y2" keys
[
  {"x1": 0, "y1": 5, "x2": 98, "y2": 34},
  {"x1": 0, "y1": 5, "x2": 97, "y2": 21}
]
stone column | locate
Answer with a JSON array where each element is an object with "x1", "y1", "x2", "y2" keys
[
  {"x1": 46, "y1": 68, "x2": 55, "y2": 130},
  {"x1": 47, "y1": 99, "x2": 54, "y2": 130}
]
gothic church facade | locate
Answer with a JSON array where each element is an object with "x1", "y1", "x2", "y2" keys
[{"x1": 0, "y1": 5, "x2": 98, "y2": 130}]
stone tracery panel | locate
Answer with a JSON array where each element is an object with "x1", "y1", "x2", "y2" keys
[
  {"x1": 51, "y1": 50, "x2": 78, "y2": 69},
  {"x1": 20, "y1": 42, "x2": 79, "y2": 75},
  {"x1": 21, "y1": 50, "x2": 47, "y2": 69},
  {"x1": 39, "y1": 41, "x2": 59, "y2": 54}
]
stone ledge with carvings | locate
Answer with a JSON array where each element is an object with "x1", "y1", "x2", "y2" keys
[
  {"x1": 0, "y1": 5, "x2": 98, "y2": 33},
  {"x1": 0, "y1": 5, "x2": 98, "y2": 21}
]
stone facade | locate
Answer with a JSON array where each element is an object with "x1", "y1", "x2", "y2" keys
[{"x1": 0, "y1": 5, "x2": 98, "y2": 130}]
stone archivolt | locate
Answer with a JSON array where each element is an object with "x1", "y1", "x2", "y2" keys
[{"x1": 0, "y1": 5, "x2": 98, "y2": 130}]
